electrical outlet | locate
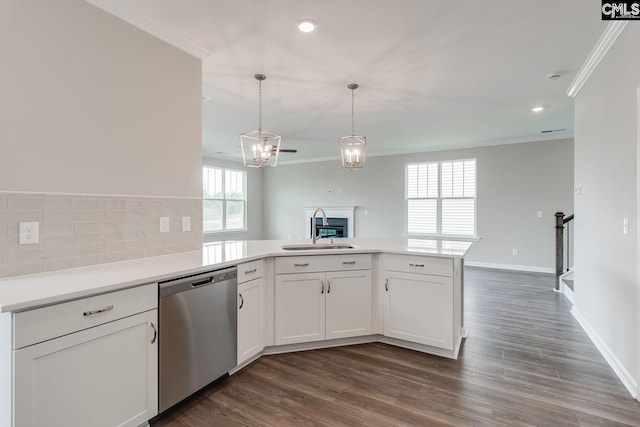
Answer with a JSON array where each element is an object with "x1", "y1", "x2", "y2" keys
[
  {"x1": 159, "y1": 217, "x2": 170, "y2": 233},
  {"x1": 181, "y1": 216, "x2": 191, "y2": 232},
  {"x1": 19, "y1": 222, "x2": 39, "y2": 245},
  {"x1": 512, "y1": 248, "x2": 519, "y2": 256},
  {"x1": 623, "y1": 217, "x2": 629, "y2": 235},
  {"x1": 536, "y1": 211, "x2": 543, "y2": 219}
]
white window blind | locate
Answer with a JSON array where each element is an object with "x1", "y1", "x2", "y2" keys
[
  {"x1": 406, "y1": 159, "x2": 476, "y2": 237},
  {"x1": 203, "y1": 166, "x2": 247, "y2": 233}
]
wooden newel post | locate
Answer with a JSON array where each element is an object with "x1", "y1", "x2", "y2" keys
[{"x1": 555, "y1": 212, "x2": 564, "y2": 291}]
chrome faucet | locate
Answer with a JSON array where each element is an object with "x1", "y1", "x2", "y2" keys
[{"x1": 311, "y1": 208, "x2": 328, "y2": 244}]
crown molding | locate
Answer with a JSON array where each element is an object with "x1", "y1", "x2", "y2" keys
[
  {"x1": 85, "y1": 0, "x2": 213, "y2": 60},
  {"x1": 566, "y1": 21, "x2": 628, "y2": 98}
]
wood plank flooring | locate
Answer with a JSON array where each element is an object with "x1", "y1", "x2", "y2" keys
[{"x1": 152, "y1": 267, "x2": 640, "y2": 426}]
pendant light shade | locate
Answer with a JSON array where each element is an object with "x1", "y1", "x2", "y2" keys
[
  {"x1": 339, "y1": 83, "x2": 366, "y2": 171},
  {"x1": 240, "y1": 74, "x2": 281, "y2": 168}
]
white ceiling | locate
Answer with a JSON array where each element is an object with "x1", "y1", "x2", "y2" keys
[{"x1": 89, "y1": 0, "x2": 606, "y2": 164}]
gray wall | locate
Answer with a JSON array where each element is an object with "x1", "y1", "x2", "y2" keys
[
  {"x1": 573, "y1": 24, "x2": 639, "y2": 392},
  {"x1": 202, "y1": 157, "x2": 264, "y2": 242},
  {"x1": 0, "y1": 0, "x2": 203, "y2": 277},
  {"x1": 263, "y1": 139, "x2": 574, "y2": 271},
  {"x1": 0, "y1": 0, "x2": 202, "y2": 197}
]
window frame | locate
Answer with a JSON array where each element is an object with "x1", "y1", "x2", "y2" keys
[
  {"x1": 202, "y1": 165, "x2": 248, "y2": 234},
  {"x1": 405, "y1": 159, "x2": 477, "y2": 239}
]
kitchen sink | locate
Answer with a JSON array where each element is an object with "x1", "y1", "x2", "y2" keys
[{"x1": 281, "y1": 243, "x2": 355, "y2": 250}]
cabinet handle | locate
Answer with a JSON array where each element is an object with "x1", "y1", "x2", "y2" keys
[
  {"x1": 239, "y1": 293, "x2": 244, "y2": 309},
  {"x1": 294, "y1": 263, "x2": 309, "y2": 267},
  {"x1": 327, "y1": 279, "x2": 331, "y2": 294},
  {"x1": 245, "y1": 268, "x2": 257, "y2": 274},
  {"x1": 321, "y1": 280, "x2": 325, "y2": 294},
  {"x1": 342, "y1": 261, "x2": 356, "y2": 265},
  {"x1": 409, "y1": 263, "x2": 425, "y2": 268},
  {"x1": 385, "y1": 278, "x2": 389, "y2": 292},
  {"x1": 83, "y1": 305, "x2": 114, "y2": 317},
  {"x1": 150, "y1": 322, "x2": 157, "y2": 344}
]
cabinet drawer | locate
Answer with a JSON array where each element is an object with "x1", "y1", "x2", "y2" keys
[
  {"x1": 14, "y1": 283, "x2": 157, "y2": 349},
  {"x1": 384, "y1": 254, "x2": 453, "y2": 277},
  {"x1": 238, "y1": 259, "x2": 264, "y2": 284},
  {"x1": 276, "y1": 254, "x2": 372, "y2": 274}
]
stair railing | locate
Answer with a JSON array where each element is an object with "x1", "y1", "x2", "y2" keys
[{"x1": 555, "y1": 212, "x2": 574, "y2": 291}]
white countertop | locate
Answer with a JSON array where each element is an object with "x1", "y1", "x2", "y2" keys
[{"x1": 0, "y1": 238, "x2": 471, "y2": 313}]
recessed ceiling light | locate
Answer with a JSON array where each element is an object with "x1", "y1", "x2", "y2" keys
[
  {"x1": 531, "y1": 106, "x2": 544, "y2": 113},
  {"x1": 297, "y1": 19, "x2": 316, "y2": 33}
]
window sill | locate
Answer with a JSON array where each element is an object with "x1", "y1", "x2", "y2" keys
[
  {"x1": 402, "y1": 234, "x2": 481, "y2": 242},
  {"x1": 203, "y1": 229, "x2": 249, "y2": 235}
]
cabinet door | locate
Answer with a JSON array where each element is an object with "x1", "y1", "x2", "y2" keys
[
  {"x1": 325, "y1": 270, "x2": 372, "y2": 340},
  {"x1": 384, "y1": 271, "x2": 453, "y2": 350},
  {"x1": 275, "y1": 272, "x2": 325, "y2": 345},
  {"x1": 14, "y1": 309, "x2": 158, "y2": 427},
  {"x1": 237, "y1": 277, "x2": 264, "y2": 365}
]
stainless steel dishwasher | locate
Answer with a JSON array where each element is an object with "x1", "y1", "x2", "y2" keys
[{"x1": 158, "y1": 266, "x2": 237, "y2": 412}]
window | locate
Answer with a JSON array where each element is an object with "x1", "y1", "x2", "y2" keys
[
  {"x1": 202, "y1": 166, "x2": 247, "y2": 233},
  {"x1": 406, "y1": 159, "x2": 476, "y2": 237}
]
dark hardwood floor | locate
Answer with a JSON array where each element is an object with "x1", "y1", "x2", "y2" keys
[{"x1": 153, "y1": 267, "x2": 640, "y2": 426}]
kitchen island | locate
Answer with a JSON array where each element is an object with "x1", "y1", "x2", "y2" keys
[{"x1": 0, "y1": 238, "x2": 471, "y2": 427}]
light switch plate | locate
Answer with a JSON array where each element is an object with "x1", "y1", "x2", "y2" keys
[
  {"x1": 159, "y1": 217, "x2": 170, "y2": 233},
  {"x1": 181, "y1": 216, "x2": 191, "y2": 232},
  {"x1": 19, "y1": 222, "x2": 39, "y2": 244}
]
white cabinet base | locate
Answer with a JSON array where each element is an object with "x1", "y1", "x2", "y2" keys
[{"x1": 14, "y1": 310, "x2": 158, "y2": 427}]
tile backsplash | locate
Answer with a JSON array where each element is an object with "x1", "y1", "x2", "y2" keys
[{"x1": 0, "y1": 192, "x2": 203, "y2": 278}]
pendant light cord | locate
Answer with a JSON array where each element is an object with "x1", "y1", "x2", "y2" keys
[
  {"x1": 258, "y1": 78, "x2": 263, "y2": 133},
  {"x1": 351, "y1": 87, "x2": 355, "y2": 136}
]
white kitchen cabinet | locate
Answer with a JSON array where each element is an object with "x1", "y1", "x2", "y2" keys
[
  {"x1": 325, "y1": 270, "x2": 372, "y2": 340},
  {"x1": 12, "y1": 284, "x2": 158, "y2": 427},
  {"x1": 275, "y1": 272, "x2": 325, "y2": 345},
  {"x1": 275, "y1": 255, "x2": 372, "y2": 345},
  {"x1": 383, "y1": 255, "x2": 454, "y2": 350},
  {"x1": 237, "y1": 260, "x2": 264, "y2": 365}
]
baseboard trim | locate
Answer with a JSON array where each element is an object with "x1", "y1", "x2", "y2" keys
[
  {"x1": 571, "y1": 307, "x2": 638, "y2": 399},
  {"x1": 464, "y1": 261, "x2": 554, "y2": 274}
]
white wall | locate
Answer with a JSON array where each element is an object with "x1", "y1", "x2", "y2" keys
[
  {"x1": 202, "y1": 156, "x2": 264, "y2": 242},
  {"x1": 0, "y1": 0, "x2": 202, "y2": 198},
  {"x1": 573, "y1": 24, "x2": 639, "y2": 396},
  {"x1": 263, "y1": 139, "x2": 574, "y2": 271}
]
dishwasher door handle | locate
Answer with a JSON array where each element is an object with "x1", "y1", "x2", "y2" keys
[{"x1": 192, "y1": 277, "x2": 214, "y2": 287}]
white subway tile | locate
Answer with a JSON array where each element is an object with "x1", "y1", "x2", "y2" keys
[
  {"x1": 101, "y1": 231, "x2": 125, "y2": 242},
  {"x1": 8, "y1": 248, "x2": 43, "y2": 264},
  {"x1": 102, "y1": 211, "x2": 127, "y2": 221},
  {"x1": 101, "y1": 241, "x2": 124, "y2": 252},
  {"x1": 73, "y1": 198, "x2": 101, "y2": 210},
  {"x1": 124, "y1": 220, "x2": 145, "y2": 231},
  {"x1": 73, "y1": 233, "x2": 101, "y2": 245},
  {"x1": 43, "y1": 246, "x2": 74, "y2": 260},
  {"x1": 125, "y1": 199, "x2": 146, "y2": 210},
  {"x1": 124, "y1": 230, "x2": 145, "y2": 241},
  {"x1": 44, "y1": 211, "x2": 74, "y2": 223},
  {"x1": 125, "y1": 210, "x2": 146, "y2": 221},
  {"x1": 8, "y1": 197, "x2": 43, "y2": 210},
  {"x1": 0, "y1": 196, "x2": 6, "y2": 210},
  {"x1": 5, "y1": 211, "x2": 43, "y2": 223},
  {"x1": 41, "y1": 222, "x2": 74, "y2": 236},
  {"x1": 100, "y1": 198, "x2": 126, "y2": 210},
  {"x1": 71, "y1": 255, "x2": 101, "y2": 268},
  {"x1": 43, "y1": 235, "x2": 74, "y2": 248},
  {"x1": 43, "y1": 198, "x2": 73, "y2": 210},
  {"x1": 0, "y1": 261, "x2": 43, "y2": 278},
  {"x1": 73, "y1": 211, "x2": 100, "y2": 222},
  {"x1": 101, "y1": 221, "x2": 123, "y2": 232},
  {"x1": 43, "y1": 259, "x2": 74, "y2": 272},
  {"x1": 74, "y1": 222, "x2": 102, "y2": 234}
]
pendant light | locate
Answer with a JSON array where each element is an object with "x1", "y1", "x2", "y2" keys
[
  {"x1": 339, "y1": 83, "x2": 366, "y2": 171},
  {"x1": 240, "y1": 74, "x2": 281, "y2": 168}
]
